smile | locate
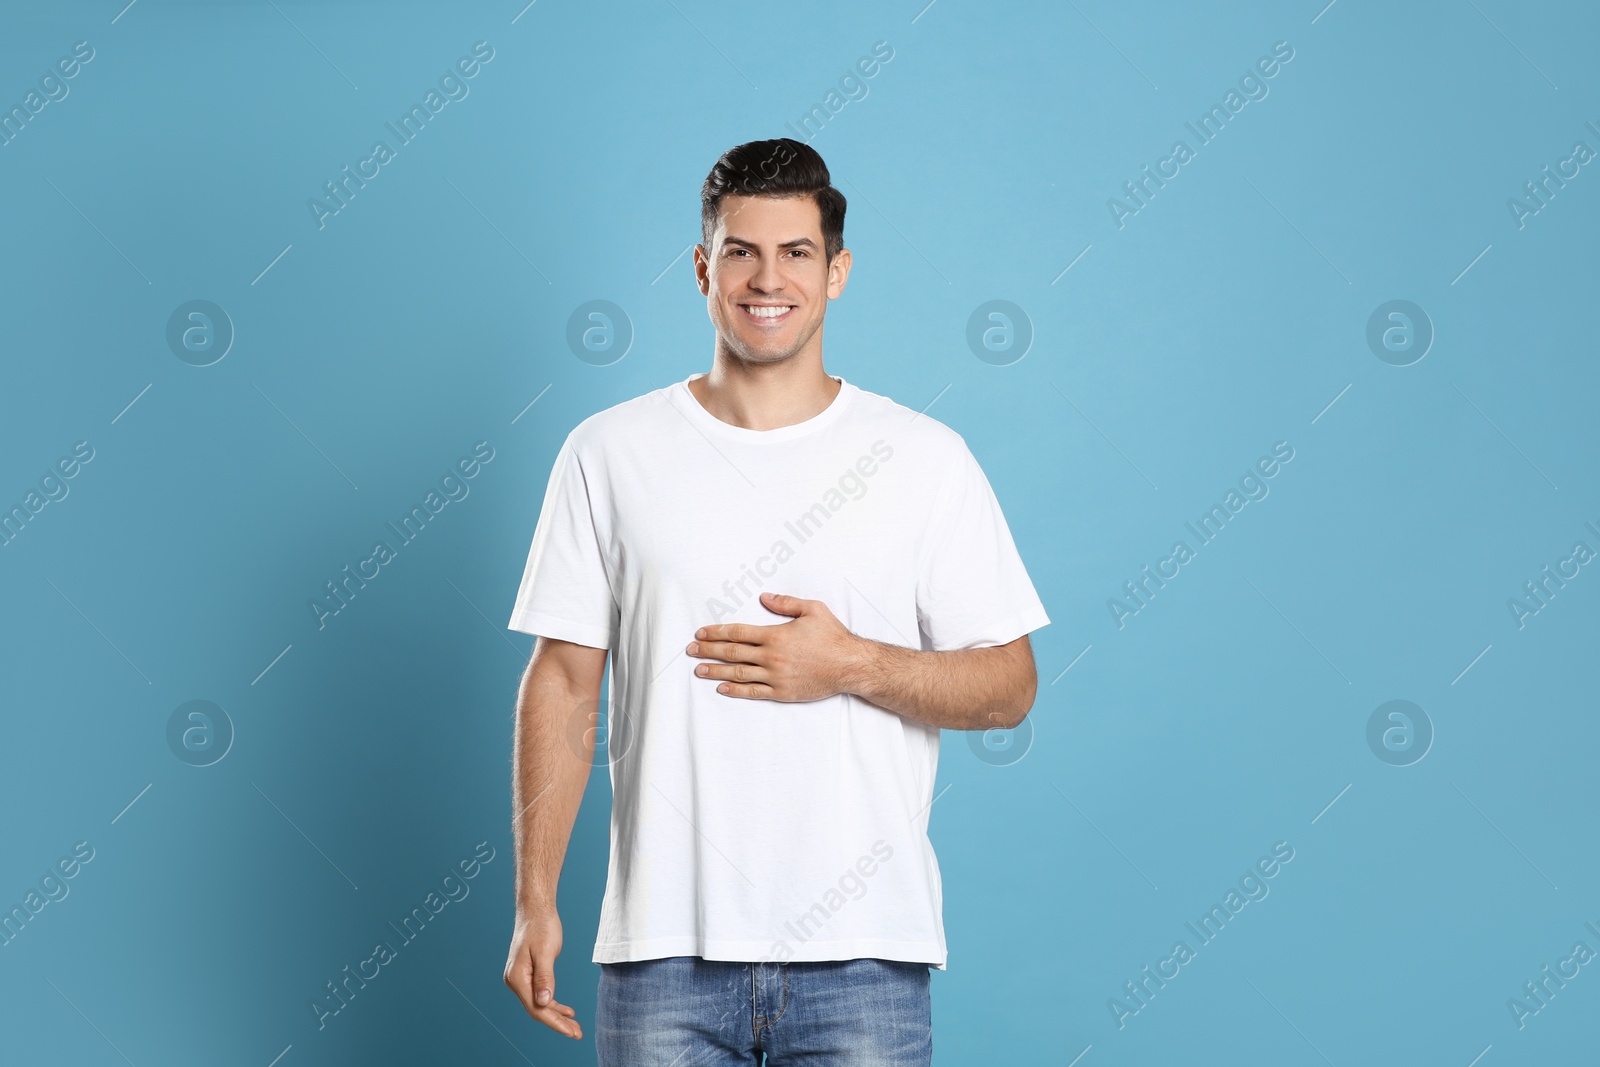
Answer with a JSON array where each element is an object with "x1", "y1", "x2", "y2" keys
[{"x1": 740, "y1": 304, "x2": 795, "y2": 325}]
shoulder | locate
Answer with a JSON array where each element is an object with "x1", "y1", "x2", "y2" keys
[
  {"x1": 842, "y1": 380, "x2": 973, "y2": 468},
  {"x1": 562, "y1": 380, "x2": 680, "y2": 457}
]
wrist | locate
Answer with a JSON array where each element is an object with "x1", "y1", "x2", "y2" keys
[
  {"x1": 515, "y1": 884, "x2": 556, "y2": 913},
  {"x1": 837, "y1": 633, "x2": 881, "y2": 699}
]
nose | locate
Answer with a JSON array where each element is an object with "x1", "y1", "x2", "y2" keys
[{"x1": 750, "y1": 254, "x2": 785, "y2": 295}]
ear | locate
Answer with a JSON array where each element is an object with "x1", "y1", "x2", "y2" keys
[
  {"x1": 826, "y1": 247, "x2": 852, "y2": 299},
  {"x1": 693, "y1": 244, "x2": 711, "y2": 294}
]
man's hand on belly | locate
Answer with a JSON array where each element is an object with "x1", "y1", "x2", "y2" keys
[
  {"x1": 686, "y1": 591, "x2": 1041, "y2": 730},
  {"x1": 685, "y1": 591, "x2": 868, "y2": 703}
]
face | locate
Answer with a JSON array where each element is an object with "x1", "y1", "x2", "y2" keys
[{"x1": 695, "y1": 194, "x2": 851, "y2": 368}]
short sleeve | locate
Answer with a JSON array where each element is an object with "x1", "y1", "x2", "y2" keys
[
  {"x1": 506, "y1": 435, "x2": 619, "y2": 649},
  {"x1": 915, "y1": 441, "x2": 1050, "y2": 651}
]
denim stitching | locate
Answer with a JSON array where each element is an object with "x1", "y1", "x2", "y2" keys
[
  {"x1": 754, "y1": 964, "x2": 789, "y2": 1030},
  {"x1": 752, "y1": 962, "x2": 789, "y2": 1033},
  {"x1": 772, "y1": 962, "x2": 788, "y2": 1026},
  {"x1": 749, "y1": 962, "x2": 761, "y2": 1040}
]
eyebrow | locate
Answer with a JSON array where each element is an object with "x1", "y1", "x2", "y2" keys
[{"x1": 721, "y1": 236, "x2": 819, "y2": 251}]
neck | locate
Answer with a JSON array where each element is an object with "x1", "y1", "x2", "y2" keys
[{"x1": 689, "y1": 354, "x2": 840, "y2": 432}]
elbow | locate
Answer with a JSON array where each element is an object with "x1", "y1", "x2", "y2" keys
[
  {"x1": 978, "y1": 639, "x2": 1038, "y2": 731},
  {"x1": 999, "y1": 672, "x2": 1038, "y2": 730},
  {"x1": 998, "y1": 639, "x2": 1036, "y2": 729},
  {"x1": 1001, "y1": 698, "x2": 1034, "y2": 731}
]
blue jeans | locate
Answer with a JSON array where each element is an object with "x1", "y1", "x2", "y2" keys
[{"x1": 596, "y1": 956, "x2": 933, "y2": 1066}]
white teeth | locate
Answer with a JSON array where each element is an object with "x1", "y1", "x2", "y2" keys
[{"x1": 744, "y1": 305, "x2": 792, "y2": 318}]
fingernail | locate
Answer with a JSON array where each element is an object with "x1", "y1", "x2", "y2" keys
[{"x1": 536, "y1": 989, "x2": 550, "y2": 1005}]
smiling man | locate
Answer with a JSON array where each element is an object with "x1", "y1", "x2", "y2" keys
[{"x1": 502, "y1": 137, "x2": 1049, "y2": 1065}]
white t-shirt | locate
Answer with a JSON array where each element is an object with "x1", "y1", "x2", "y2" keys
[{"x1": 506, "y1": 372, "x2": 1049, "y2": 971}]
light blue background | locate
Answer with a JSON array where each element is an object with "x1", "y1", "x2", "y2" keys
[{"x1": 2, "y1": 0, "x2": 1596, "y2": 1063}]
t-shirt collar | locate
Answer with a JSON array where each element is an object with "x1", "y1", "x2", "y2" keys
[{"x1": 672, "y1": 372, "x2": 853, "y2": 443}]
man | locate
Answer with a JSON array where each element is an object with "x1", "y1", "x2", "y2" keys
[{"x1": 502, "y1": 137, "x2": 1049, "y2": 1065}]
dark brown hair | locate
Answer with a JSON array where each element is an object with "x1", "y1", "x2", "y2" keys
[{"x1": 700, "y1": 138, "x2": 847, "y2": 263}]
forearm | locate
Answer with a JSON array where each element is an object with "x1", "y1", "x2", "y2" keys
[
  {"x1": 841, "y1": 636, "x2": 1035, "y2": 731},
  {"x1": 511, "y1": 665, "x2": 596, "y2": 910}
]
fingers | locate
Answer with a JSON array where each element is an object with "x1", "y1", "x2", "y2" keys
[
  {"x1": 506, "y1": 963, "x2": 583, "y2": 1039},
  {"x1": 533, "y1": 958, "x2": 557, "y2": 1008},
  {"x1": 694, "y1": 660, "x2": 767, "y2": 685},
  {"x1": 687, "y1": 637, "x2": 762, "y2": 662},
  {"x1": 503, "y1": 958, "x2": 536, "y2": 1015},
  {"x1": 695, "y1": 622, "x2": 767, "y2": 646},
  {"x1": 758, "y1": 591, "x2": 809, "y2": 615},
  {"x1": 532, "y1": 998, "x2": 583, "y2": 1039},
  {"x1": 505, "y1": 935, "x2": 583, "y2": 1040},
  {"x1": 711, "y1": 681, "x2": 776, "y2": 700},
  {"x1": 688, "y1": 648, "x2": 780, "y2": 697}
]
